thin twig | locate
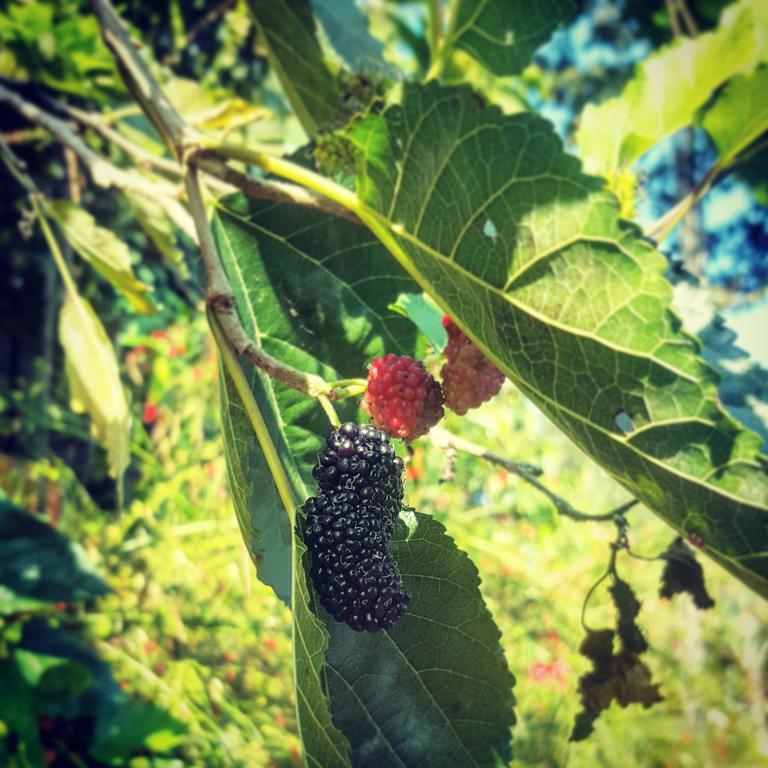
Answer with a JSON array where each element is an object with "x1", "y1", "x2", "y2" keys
[
  {"x1": 430, "y1": 426, "x2": 543, "y2": 477},
  {"x1": 0, "y1": 81, "x2": 196, "y2": 241},
  {"x1": 430, "y1": 426, "x2": 637, "y2": 523},
  {"x1": 91, "y1": 0, "x2": 189, "y2": 158},
  {"x1": 63, "y1": 104, "x2": 181, "y2": 177},
  {"x1": 56, "y1": 100, "x2": 342, "y2": 211},
  {"x1": 664, "y1": 0, "x2": 683, "y2": 37},
  {"x1": 195, "y1": 154, "x2": 361, "y2": 224},
  {"x1": 0, "y1": 133, "x2": 41, "y2": 194},
  {"x1": 677, "y1": 0, "x2": 699, "y2": 36},
  {"x1": 645, "y1": 162, "x2": 719, "y2": 241}
]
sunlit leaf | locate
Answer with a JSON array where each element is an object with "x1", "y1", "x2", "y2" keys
[
  {"x1": 702, "y1": 67, "x2": 768, "y2": 168},
  {"x1": 47, "y1": 200, "x2": 154, "y2": 314},
  {"x1": 390, "y1": 292, "x2": 447, "y2": 352},
  {"x1": 165, "y1": 76, "x2": 272, "y2": 133},
  {"x1": 59, "y1": 292, "x2": 131, "y2": 482},
  {"x1": 343, "y1": 81, "x2": 768, "y2": 597},
  {"x1": 577, "y1": 0, "x2": 768, "y2": 176}
]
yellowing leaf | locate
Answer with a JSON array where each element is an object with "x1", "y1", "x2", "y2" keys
[
  {"x1": 59, "y1": 294, "x2": 130, "y2": 480},
  {"x1": 47, "y1": 200, "x2": 154, "y2": 314}
]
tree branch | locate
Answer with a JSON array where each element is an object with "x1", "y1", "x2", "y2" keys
[
  {"x1": 195, "y1": 153, "x2": 361, "y2": 224},
  {"x1": 63, "y1": 104, "x2": 181, "y2": 177},
  {"x1": 88, "y1": 0, "x2": 354, "y2": 404},
  {"x1": 430, "y1": 426, "x2": 637, "y2": 523},
  {"x1": 0, "y1": 81, "x2": 197, "y2": 241},
  {"x1": 91, "y1": 0, "x2": 189, "y2": 158},
  {"x1": 184, "y1": 163, "x2": 332, "y2": 398}
]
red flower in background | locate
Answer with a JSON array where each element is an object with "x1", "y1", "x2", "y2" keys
[{"x1": 143, "y1": 402, "x2": 158, "y2": 424}]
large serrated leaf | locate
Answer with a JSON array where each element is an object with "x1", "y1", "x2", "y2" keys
[
  {"x1": 577, "y1": 0, "x2": 767, "y2": 176},
  {"x1": 447, "y1": 0, "x2": 575, "y2": 76},
  {"x1": 325, "y1": 510, "x2": 515, "y2": 767},
  {"x1": 213, "y1": 196, "x2": 515, "y2": 764},
  {"x1": 343, "y1": 81, "x2": 768, "y2": 597},
  {"x1": 216, "y1": 351, "x2": 352, "y2": 766},
  {"x1": 247, "y1": 0, "x2": 341, "y2": 137}
]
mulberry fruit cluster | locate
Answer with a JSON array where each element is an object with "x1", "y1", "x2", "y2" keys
[
  {"x1": 303, "y1": 422, "x2": 410, "y2": 631},
  {"x1": 440, "y1": 316, "x2": 505, "y2": 415},
  {"x1": 362, "y1": 353, "x2": 444, "y2": 441}
]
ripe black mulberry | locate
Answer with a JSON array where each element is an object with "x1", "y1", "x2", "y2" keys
[{"x1": 303, "y1": 422, "x2": 410, "y2": 631}]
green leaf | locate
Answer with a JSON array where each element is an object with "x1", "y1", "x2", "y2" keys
[
  {"x1": 702, "y1": 67, "x2": 768, "y2": 168},
  {"x1": 14, "y1": 649, "x2": 92, "y2": 699},
  {"x1": 0, "y1": 658, "x2": 42, "y2": 766},
  {"x1": 164, "y1": 75, "x2": 272, "y2": 134},
  {"x1": 47, "y1": 200, "x2": 154, "y2": 314},
  {"x1": 325, "y1": 510, "x2": 515, "y2": 767},
  {"x1": 390, "y1": 292, "x2": 447, "y2": 352},
  {"x1": 213, "y1": 195, "x2": 515, "y2": 764},
  {"x1": 344, "y1": 81, "x2": 768, "y2": 597},
  {"x1": 59, "y1": 291, "x2": 131, "y2": 482},
  {"x1": 247, "y1": 0, "x2": 341, "y2": 137},
  {"x1": 447, "y1": 0, "x2": 576, "y2": 76},
  {"x1": 90, "y1": 700, "x2": 186, "y2": 762},
  {"x1": 310, "y1": 0, "x2": 385, "y2": 71},
  {"x1": 0, "y1": 497, "x2": 110, "y2": 610},
  {"x1": 577, "y1": 0, "x2": 768, "y2": 176},
  {"x1": 17, "y1": 617, "x2": 181, "y2": 760}
]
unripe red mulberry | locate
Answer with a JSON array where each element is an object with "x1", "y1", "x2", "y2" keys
[
  {"x1": 440, "y1": 317, "x2": 504, "y2": 415},
  {"x1": 362, "y1": 353, "x2": 444, "y2": 441}
]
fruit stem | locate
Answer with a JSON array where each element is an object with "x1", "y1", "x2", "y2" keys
[{"x1": 318, "y1": 395, "x2": 341, "y2": 428}]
